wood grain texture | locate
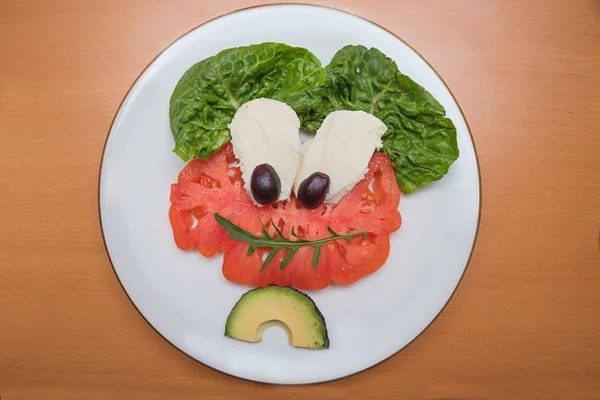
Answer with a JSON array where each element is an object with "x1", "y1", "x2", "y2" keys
[{"x1": 1, "y1": 0, "x2": 599, "y2": 398}]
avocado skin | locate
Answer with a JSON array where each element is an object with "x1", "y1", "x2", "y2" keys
[{"x1": 224, "y1": 285, "x2": 329, "y2": 349}]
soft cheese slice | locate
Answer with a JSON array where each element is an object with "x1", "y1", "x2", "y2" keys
[
  {"x1": 229, "y1": 98, "x2": 302, "y2": 203},
  {"x1": 294, "y1": 110, "x2": 387, "y2": 204}
]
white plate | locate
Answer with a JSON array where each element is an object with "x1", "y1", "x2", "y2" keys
[{"x1": 99, "y1": 4, "x2": 480, "y2": 384}]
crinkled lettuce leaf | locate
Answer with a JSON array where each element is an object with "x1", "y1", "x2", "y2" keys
[
  {"x1": 169, "y1": 43, "x2": 325, "y2": 161},
  {"x1": 299, "y1": 45, "x2": 459, "y2": 193}
]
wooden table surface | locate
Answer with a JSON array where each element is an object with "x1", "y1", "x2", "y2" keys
[{"x1": 1, "y1": 0, "x2": 599, "y2": 398}]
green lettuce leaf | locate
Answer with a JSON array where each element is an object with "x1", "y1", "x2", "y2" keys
[
  {"x1": 298, "y1": 45, "x2": 459, "y2": 193},
  {"x1": 169, "y1": 43, "x2": 325, "y2": 161}
]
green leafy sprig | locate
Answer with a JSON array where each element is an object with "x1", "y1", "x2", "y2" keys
[{"x1": 215, "y1": 213, "x2": 367, "y2": 271}]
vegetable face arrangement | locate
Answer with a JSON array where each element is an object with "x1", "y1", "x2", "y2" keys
[{"x1": 168, "y1": 43, "x2": 459, "y2": 348}]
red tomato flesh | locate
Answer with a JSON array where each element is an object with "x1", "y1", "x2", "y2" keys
[{"x1": 169, "y1": 143, "x2": 401, "y2": 289}]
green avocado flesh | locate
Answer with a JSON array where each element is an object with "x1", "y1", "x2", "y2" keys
[{"x1": 225, "y1": 286, "x2": 329, "y2": 349}]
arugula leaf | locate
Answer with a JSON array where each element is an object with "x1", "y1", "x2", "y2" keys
[
  {"x1": 169, "y1": 43, "x2": 325, "y2": 161},
  {"x1": 298, "y1": 45, "x2": 459, "y2": 193},
  {"x1": 214, "y1": 213, "x2": 366, "y2": 271}
]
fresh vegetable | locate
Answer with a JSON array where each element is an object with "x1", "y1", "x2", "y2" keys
[
  {"x1": 215, "y1": 213, "x2": 366, "y2": 271},
  {"x1": 169, "y1": 43, "x2": 325, "y2": 161},
  {"x1": 225, "y1": 286, "x2": 329, "y2": 349},
  {"x1": 169, "y1": 142, "x2": 401, "y2": 289},
  {"x1": 298, "y1": 45, "x2": 459, "y2": 194}
]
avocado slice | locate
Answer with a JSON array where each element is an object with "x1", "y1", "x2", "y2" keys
[{"x1": 225, "y1": 286, "x2": 329, "y2": 349}]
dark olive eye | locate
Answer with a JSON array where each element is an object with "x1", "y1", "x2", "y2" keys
[
  {"x1": 251, "y1": 164, "x2": 281, "y2": 205},
  {"x1": 298, "y1": 172, "x2": 330, "y2": 209}
]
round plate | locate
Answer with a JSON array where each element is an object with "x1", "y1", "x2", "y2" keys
[{"x1": 99, "y1": 4, "x2": 480, "y2": 384}]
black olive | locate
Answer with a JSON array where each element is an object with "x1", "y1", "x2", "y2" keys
[
  {"x1": 251, "y1": 163, "x2": 281, "y2": 205},
  {"x1": 298, "y1": 172, "x2": 330, "y2": 209}
]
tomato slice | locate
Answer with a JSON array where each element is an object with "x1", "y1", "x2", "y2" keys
[{"x1": 169, "y1": 143, "x2": 401, "y2": 289}]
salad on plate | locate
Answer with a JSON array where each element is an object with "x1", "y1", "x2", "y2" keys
[{"x1": 167, "y1": 42, "x2": 459, "y2": 349}]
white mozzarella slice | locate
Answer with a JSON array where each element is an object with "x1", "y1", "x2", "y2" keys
[
  {"x1": 294, "y1": 110, "x2": 387, "y2": 203},
  {"x1": 229, "y1": 98, "x2": 301, "y2": 204}
]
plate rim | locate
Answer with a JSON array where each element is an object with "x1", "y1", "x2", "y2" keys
[{"x1": 97, "y1": 2, "x2": 482, "y2": 385}]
